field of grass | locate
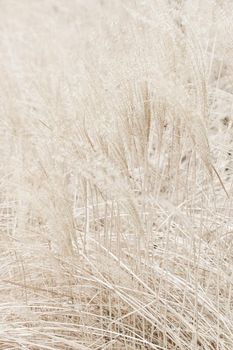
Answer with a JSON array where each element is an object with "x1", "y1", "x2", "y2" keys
[{"x1": 1, "y1": 0, "x2": 233, "y2": 349}]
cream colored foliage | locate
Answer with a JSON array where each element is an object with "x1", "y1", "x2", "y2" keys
[{"x1": 0, "y1": 0, "x2": 233, "y2": 349}]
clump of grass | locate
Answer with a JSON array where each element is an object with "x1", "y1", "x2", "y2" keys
[{"x1": 0, "y1": 0, "x2": 233, "y2": 349}]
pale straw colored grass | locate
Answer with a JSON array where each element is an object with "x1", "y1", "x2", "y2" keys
[{"x1": 0, "y1": 0, "x2": 233, "y2": 349}]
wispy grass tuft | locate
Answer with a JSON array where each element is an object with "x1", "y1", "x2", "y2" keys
[{"x1": 0, "y1": 0, "x2": 233, "y2": 349}]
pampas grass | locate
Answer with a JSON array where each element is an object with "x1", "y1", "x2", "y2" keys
[{"x1": 1, "y1": 0, "x2": 233, "y2": 348}]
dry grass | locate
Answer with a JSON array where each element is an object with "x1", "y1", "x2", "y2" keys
[{"x1": 0, "y1": 0, "x2": 233, "y2": 349}]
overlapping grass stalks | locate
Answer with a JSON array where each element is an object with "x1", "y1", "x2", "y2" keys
[{"x1": 0, "y1": 0, "x2": 233, "y2": 349}]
